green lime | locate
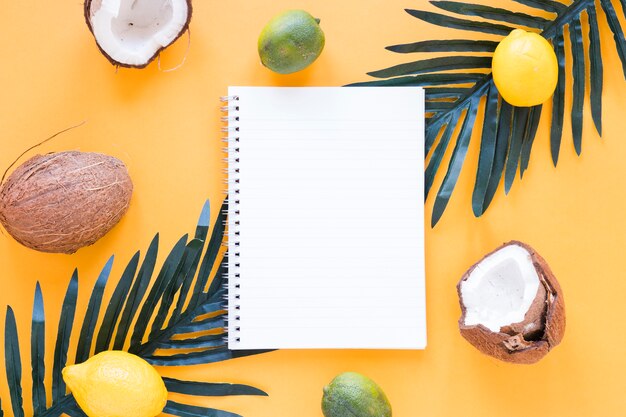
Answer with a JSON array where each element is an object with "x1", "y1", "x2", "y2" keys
[
  {"x1": 322, "y1": 372, "x2": 392, "y2": 417},
  {"x1": 258, "y1": 10, "x2": 325, "y2": 74}
]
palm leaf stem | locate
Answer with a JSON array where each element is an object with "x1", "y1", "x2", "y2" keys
[
  {"x1": 428, "y1": 75, "x2": 491, "y2": 127},
  {"x1": 512, "y1": 0, "x2": 567, "y2": 14},
  {"x1": 542, "y1": 0, "x2": 595, "y2": 39},
  {"x1": 131, "y1": 283, "x2": 226, "y2": 358}
]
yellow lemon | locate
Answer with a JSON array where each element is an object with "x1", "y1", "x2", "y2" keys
[
  {"x1": 62, "y1": 351, "x2": 167, "y2": 417},
  {"x1": 492, "y1": 29, "x2": 558, "y2": 107}
]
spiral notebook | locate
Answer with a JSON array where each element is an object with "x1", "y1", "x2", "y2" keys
[{"x1": 222, "y1": 87, "x2": 426, "y2": 350}]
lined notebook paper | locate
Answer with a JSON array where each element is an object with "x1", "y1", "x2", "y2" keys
[{"x1": 224, "y1": 87, "x2": 425, "y2": 349}]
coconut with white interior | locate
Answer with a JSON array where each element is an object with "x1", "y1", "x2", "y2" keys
[
  {"x1": 457, "y1": 241, "x2": 565, "y2": 364},
  {"x1": 84, "y1": 0, "x2": 192, "y2": 68}
]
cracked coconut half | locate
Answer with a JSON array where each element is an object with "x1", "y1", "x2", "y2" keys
[
  {"x1": 457, "y1": 241, "x2": 565, "y2": 364},
  {"x1": 85, "y1": 0, "x2": 192, "y2": 68}
]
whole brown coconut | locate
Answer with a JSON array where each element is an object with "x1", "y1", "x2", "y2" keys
[
  {"x1": 0, "y1": 151, "x2": 133, "y2": 254},
  {"x1": 457, "y1": 241, "x2": 565, "y2": 364},
  {"x1": 84, "y1": 0, "x2": 193, "y2": 69}
]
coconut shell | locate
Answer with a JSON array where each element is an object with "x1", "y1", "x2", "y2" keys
[
  {"x1": 500, "y1": 279, "x2": 547, "y2": 340},
  {"x1": 84, "y1": 0, "x2": 193, "y2": 69},
  {"x1": 457, "y1": 241, "x2": 565, "y2": 364},
  {"x1": 0, "y1": 151, "x2": 133, "y2": 254}
]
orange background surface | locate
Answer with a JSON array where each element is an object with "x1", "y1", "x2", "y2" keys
[{"x1": 1, "y1": 1, "x2": 625, "y2": 416}]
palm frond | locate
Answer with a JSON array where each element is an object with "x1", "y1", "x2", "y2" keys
[
  {"x1": 163, "y1": 377, "x2": 268, "y2": 397},
  {"x1": 1, "y1": 199, "x2": 267, "y2": 417},
  {"x1": 351, "y1": 0, "x2": 626, "y2": 225}
]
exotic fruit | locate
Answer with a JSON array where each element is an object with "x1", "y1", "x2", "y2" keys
[
  {"x1": 457, "y1": 241, "x2": 565, "y2": 364},
  {"x1": 492, "y1": 29, "x2": 558, "y2": 107},
  {"x1": 63, "y1": 351, "x2": 167, "y2": 417},
  {"x1": 84, "y1": 0, "x2": 192, "y2": 68},
  {"x1": 322, "y1": 372, "x2": 392, "y2": 417},
  {"x1": 0, "y1": 151, "x2": 133, "y2": 254},
  {"x1": 258, "y1": 10, "x2": 325, "y2": 74}
]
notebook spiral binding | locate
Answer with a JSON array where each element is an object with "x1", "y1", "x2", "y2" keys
[{"x1": 220, "y1": 95, "x2": 241, "y2": 345}]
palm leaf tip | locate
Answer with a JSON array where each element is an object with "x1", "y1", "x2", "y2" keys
[
  {"x1": 113, "y1": 239, "x2": 158, "y2": 351},
  {"x1": 480, "y1": 100, "x2": 513, "y2": 213},
  {"x1": 52, "y1": 270, "x2": 79, "y2": 405},
  {"x1": 519, "y1": 104, "x2": 543, "y2": 178},
  {"x1": 569, "y1": 16, "x2": 585, "y2": 155},
  {"x1": 5, "y1": 306, "x2": 24, "y2": 417},
  {"x1": 95, "y1": 251, "x2": 140, "y2": 354},
  {"x1": 471, "y1": 84, "x2": 499, "y2": 217},
  {"x1": 75, "y1": 255, "x2": 114, "y2": 364},
  {"x1": 599, "y1": 0, "x2": 626, "y2": 78},
  {"x1": 512, "y1": 0, "x2": 567, "y2": 14},
  {"x1": 164, "y1": 401, "x2": 243, "y2": 417},
  {"x1": 129, "y1": 234, "x2": 189, "y2": 353},
  {"x1": 195, "y1": 200, "x2": 211, "y2": 241},
  {"x1": 366, "y1": 55, "x2": 492, "y2": 79},
  {"x1": 430, "y1": 0, "x2": 550, "y2": 29},
  {"x1": 504, "y1": 106, "x2": 530, "y2": 194},
  {"x1": 31, "y1": 283, "x2": 46, "y2": 415},
  {"x1": 404, "y1": 8, "x2": 515, "y2": 36},
  {"x1": 163, "y1": 377, "x2": 268, "y2": 397},
  {"x1": 386, "y1": 39, "x2": 498, "y2": 53},
  {"x1": 587, "y1": 4, "x2": 603, "y2": 135},
  {"x1": 550, "y1": 32, "x2": 566, "y2": 166},
  {"x1": 431, "y1": 96, "x2": 481, "y2": 226}
]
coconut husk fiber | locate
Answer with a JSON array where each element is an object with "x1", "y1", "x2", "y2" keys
[
  {"x1": 0, "y1": 151, "x2": 133, "y2": 254},
  {"x1": 457, "y1": 241, "x2": 566, "y2": 364}
]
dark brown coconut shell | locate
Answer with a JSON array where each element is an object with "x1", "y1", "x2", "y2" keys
[
  {"x1": 84, "y1": 0, "x2": 193, "y2": 69},
  {"x1": 457, "y1": 241, "x2": 565, "y2": 364},
  {"x1": 0, "y1": 151, "x2": 133, "y2": 254}
]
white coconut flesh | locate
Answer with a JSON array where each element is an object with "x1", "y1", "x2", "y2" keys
[
  {"x1": 460, "y1": 245, "x2": 542, "y2": 333},
  {"x1": 90, "y1": 0, "x2": 189, "y2": 66}
]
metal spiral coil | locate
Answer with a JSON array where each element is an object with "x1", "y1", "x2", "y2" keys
[{"x1": 220, "y1": 95, "x2": 242, "y2": 345}]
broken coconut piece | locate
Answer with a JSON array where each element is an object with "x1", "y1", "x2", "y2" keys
[
  {"x1": 457, "y1": 241, "x2": 565, "y2": 364},
  {"x1": 84, "y1": 0, "x2": 192, "y2": 68}
]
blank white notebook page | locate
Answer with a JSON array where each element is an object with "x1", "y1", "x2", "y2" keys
[{"x1": 227, "y1": 86, "x2": 425, "y2": 349}]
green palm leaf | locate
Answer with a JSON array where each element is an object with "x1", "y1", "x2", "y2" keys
[
  {"x1": 471, "y1": 83, "x2": 499, "y2": 214},
  {"x1": 164, "y1": 401, "x2": 243, "y2": 417},
  {"x1": 163, "y1": 377, "x2": 267, "y2": 397},
  {"x1": 30, "y1": 284, "x2": 45, "y2": 416},
  {"x1": 94, "y1": 252, "x2": 140, "y2": 353},
  {"x1": 113, "y1": 237, "x2": 158, "y2": 351},
  {"x1": 550, "y1": 32, "x2": 566, "y2": 165},
  {"x1": 520, "y1": 104, "x2": 543, "y2": 177},
  {"x1": 52, "y1": 272, "x2": 78, "y2": 404},
  {"x1": 431, "y1": 1, "x2": 551, "y2": 28},
  {"x1": 4, "y1": 308, "x2": 23, "y2": 417},
  {"x1": 75, "y1": 256, "x2": 112, "y2": 365},
  {"x1": 351, "y1": 0, "x2": 626, "y2": 225},
  {"x1": 1, "y1": 199, "x2": 267, "y2": 417}
]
